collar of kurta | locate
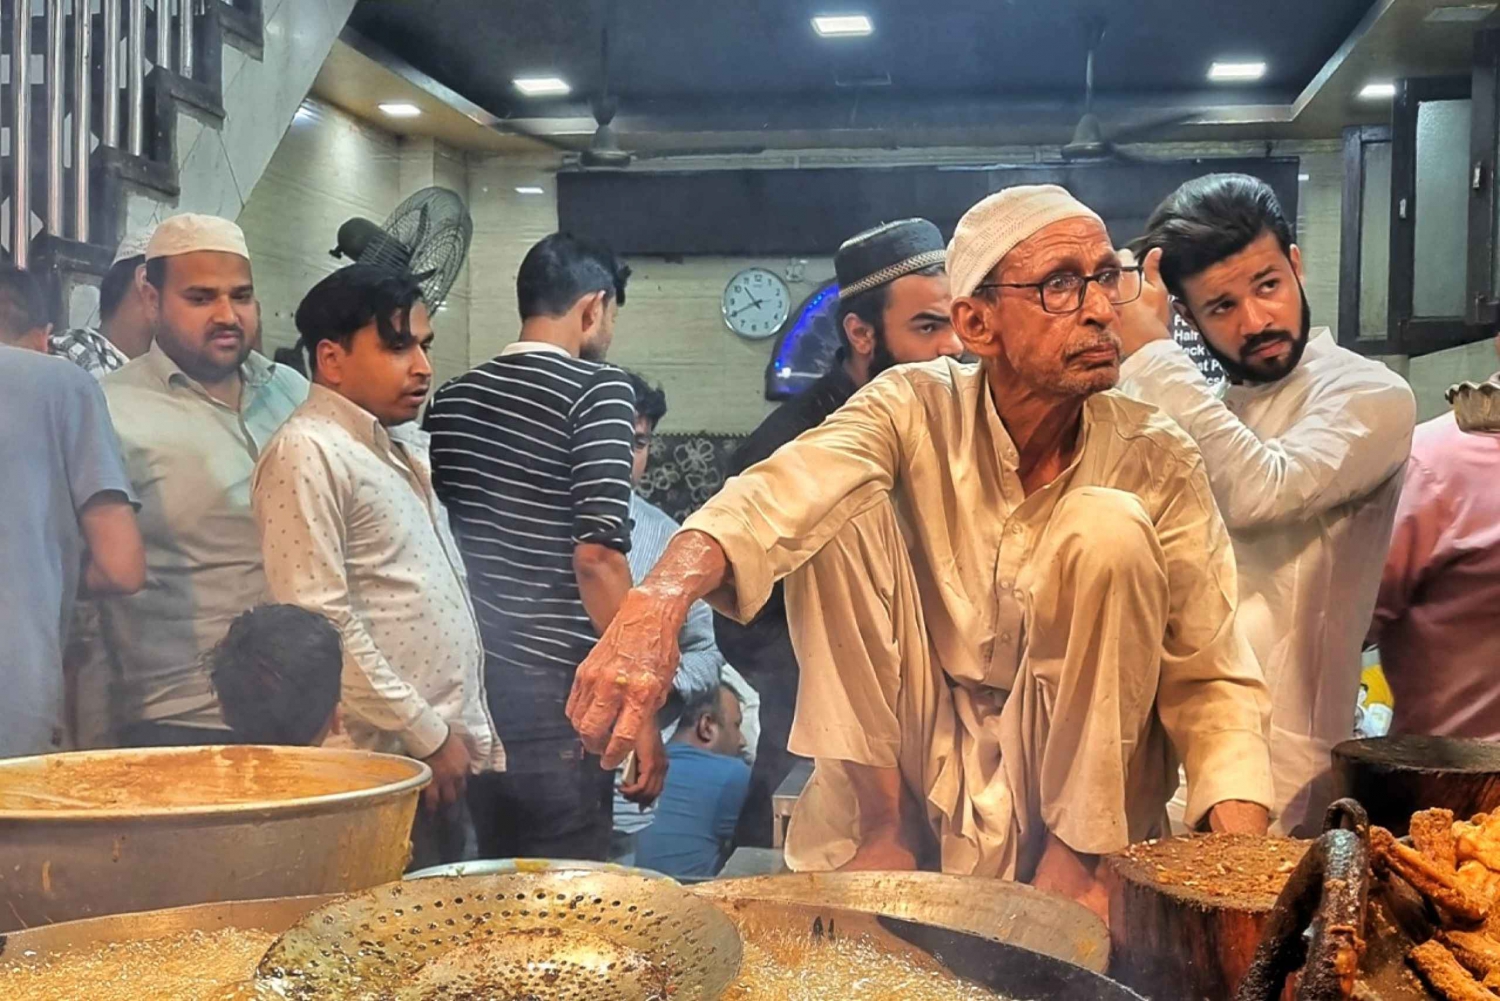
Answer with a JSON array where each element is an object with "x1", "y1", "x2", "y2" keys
[
  {"x1": 303, "y1": 382, "x2": 426, "y2": 454},
  {"x1": 144, "y1": 339, "x2": 276, "y2": 399},
  {"x1": 499, "y1": 340, "x2": 571, "y2": 358},
  {"x1": 972, "y1": 361, "x2": 1096, "y2": 474}
]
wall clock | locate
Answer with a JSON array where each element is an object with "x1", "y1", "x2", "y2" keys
[{"x1": 722, "y1": 267, "x2": 792, "y2": 340}]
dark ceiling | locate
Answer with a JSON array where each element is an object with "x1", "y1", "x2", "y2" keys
[{"x1": 348, "y1": 0, "x2": 1374, "y2": 121}]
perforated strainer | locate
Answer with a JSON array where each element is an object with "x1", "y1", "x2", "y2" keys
[{"x1": 250, "y1": 871, "x2": 743, "y2": 1001}]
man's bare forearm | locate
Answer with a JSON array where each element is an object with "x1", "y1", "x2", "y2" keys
[{"x1": 574, "y1": 543, "x2": 633, "y2": 634}]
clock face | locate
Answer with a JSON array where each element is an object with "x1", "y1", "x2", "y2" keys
[{"x1": 722, "y1": 267, "x2": 792, "y2": 340}]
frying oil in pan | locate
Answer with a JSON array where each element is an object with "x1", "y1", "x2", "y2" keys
[{"x1": 0, "y1": 919, "x2": 1015, "y2": 1000}]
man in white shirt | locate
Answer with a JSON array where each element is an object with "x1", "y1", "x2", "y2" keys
[
  {"x1": 1117, "y1": 173, "x2": 1416, "y2": 835},
  {"x1": 253, "y1": 265, "x2": 501, "y2": 867}
]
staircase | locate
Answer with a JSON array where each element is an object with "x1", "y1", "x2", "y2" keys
[{"x1": 2, "y1": 0, "x2": 356, "y2": 326}]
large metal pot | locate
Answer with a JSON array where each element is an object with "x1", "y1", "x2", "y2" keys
[{"x1": 0, "y1": 745, "x2": 429, "y2": 931}]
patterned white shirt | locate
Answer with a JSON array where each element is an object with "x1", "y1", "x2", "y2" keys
[
  {"x1": 252, "y1": 384, "x2": 502, "y2": 769},
  {"x1": 50, "y1": 326, "x2": 129, "y2": 379}
]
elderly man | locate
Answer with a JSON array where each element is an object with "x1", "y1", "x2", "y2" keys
[
  {"x1": 566, "y1": 185, "x2": 1273, "y2": 919},
  {"x1": 101, "y1": 214, "x2": 308, "y2": 746},
  {"x1": 1116, "y1": 174, "x2": 1415, "y2": 834}
]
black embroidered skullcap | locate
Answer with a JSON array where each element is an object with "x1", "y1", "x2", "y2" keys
[{"x1": 835, "y1": 218, "x2": 946, "y2": 300}]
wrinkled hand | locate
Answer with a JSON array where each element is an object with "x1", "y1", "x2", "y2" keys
[
  {"x1": 1116, "y1": 246, "x2": 1172, "y2": 358},
  {"x1": 1207, "y1": 799, "x2": 1271, "y2": 835},
  {"x1": 621, "y1": 726, "x2": 668, "y2": 807},
  {"x1": 567, "y1": 588, "x2": 681, "y2": 768},
  {"x1": 421, "y1": 729, "x2": 471, "y2": 814}
]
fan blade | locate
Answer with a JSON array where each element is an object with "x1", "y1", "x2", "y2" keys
[{"x1": 1106, "y1": 109, "x2": 1204, "y2": 146}]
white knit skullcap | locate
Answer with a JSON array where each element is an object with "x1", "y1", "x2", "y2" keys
[
  {"x1": 145, "y1": 213, "x2": 250, "y2": 262},
  {"x1": 947, "y1": 184, "x2": 1105, "y2": 298},
  {"x1": 112, "y1": 227, "x2": 155, "y2": 266}
]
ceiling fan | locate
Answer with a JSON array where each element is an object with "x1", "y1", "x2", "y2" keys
[
  {"x1": 577, "y1": 7, "x2": 633, "y2": 169},
  {"x1": 1059, "y1": 17, "x2": 1200, "y2": 162}
]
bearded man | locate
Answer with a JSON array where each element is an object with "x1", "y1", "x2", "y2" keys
[{"x1": 1117, "y1": 173, "x2": 1415, "y2": 835}]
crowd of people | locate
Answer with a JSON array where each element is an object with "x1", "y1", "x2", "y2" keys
[{"x1": 0, "y1": 171, "x2": 1496, "y2": 902}]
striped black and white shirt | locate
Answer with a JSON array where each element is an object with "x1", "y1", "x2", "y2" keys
[{"x1": 425, "y1": 342, "x2": 635, "y2": 766}]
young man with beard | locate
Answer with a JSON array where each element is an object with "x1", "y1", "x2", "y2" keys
[
  {"x1": 100, "y1": 214, "x2": 309, "y2": 746},
  {"x1": 566, "y1": 186, "x2": 1273, "y2": 922},
  {"x1": 1116, "y1": 173, "x2": 1415, "y2": 836},
  {"x1": 716, "y1": 218, "x2": 962, "y2": 847},
  {"x1": 425, "y1": 232, "x2": 641, "y2": 861},
  {"x1": 253, "y1": 266, "x2": 501, "y2": 866}
]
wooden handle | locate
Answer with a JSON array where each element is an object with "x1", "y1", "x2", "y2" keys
[{"x1": 1235, "y1": 799, "x2": 1373, "y2": 1001}]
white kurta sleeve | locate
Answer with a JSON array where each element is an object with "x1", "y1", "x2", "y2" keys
[
  {"x1": 1118, "y1": 339, "x2": 1415, "y2": 531},
  {"x1": 682, "y1": 373, "x2": 910, "y2": 623},
  {"x1": 251, "y1": 432, "x2": 448, "y2": 758}
]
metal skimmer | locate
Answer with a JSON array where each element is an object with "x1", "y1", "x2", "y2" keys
[{"x1": 252, "y1": 871, "x2": 743, "y2": 1001}]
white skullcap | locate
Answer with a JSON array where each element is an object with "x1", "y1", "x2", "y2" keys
[
  {"x1": 947, "y1": 184, "x2": 1105, "y2": 298},
  {"x1": 145, "y1": 213, "x2": 250, "y2": 262},
  {"x1": 112, "y1": 227, "x2": 155, "y2": 266}
]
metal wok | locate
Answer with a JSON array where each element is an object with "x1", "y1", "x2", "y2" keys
[{"x1": 0, "y1": 882, "x2": 1140, "y2": 1000}]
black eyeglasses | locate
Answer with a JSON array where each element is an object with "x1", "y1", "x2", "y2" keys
[{"x1": 974, "y1": 265, "x2": 1145, "y2": 315}]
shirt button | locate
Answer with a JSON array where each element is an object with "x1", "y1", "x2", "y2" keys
[
  {"x1": 1001, "y1": 632, "x2": 1013, "y2": 644},
  {"x1": 1010, "y1": 523, "x2": 1023, "y2": 535},
  {"x1": 1000, "y1": 579, "x2": 1013, "y2": 590}
]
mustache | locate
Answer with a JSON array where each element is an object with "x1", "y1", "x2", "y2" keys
[
  {"x1": 1240, "y1": 329, "x2": 1295, "y2": 358},
  {"x1": 1065, "y1": 333, "x2": 1122, "y2": 360}
]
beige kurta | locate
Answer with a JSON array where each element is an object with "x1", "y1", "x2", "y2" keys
[{"x1": 682, "y1": 358, "x2": 1273, "y2": 877}]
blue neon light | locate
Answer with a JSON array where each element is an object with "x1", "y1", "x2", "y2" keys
[{"x1": 772, "y1": 282, "x2": 840, "y2": 373}]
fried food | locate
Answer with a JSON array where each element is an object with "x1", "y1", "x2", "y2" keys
[
  {"x1": 1413, "y1": 809, "x2": 1460, "y2": 871},
  {"x1": 1445, "y1": 930, "x2": 1500, "y2": 979},
  {"x1": 1457, "y1": 814, "x2": 1500, "y2": 873},
  {"x1": 1460, "y1": 862, "x2": 1500, "y2": 909},
  {"x1": 1409, "y1": 940, "x2": 1500, "y2": 1001},
  {"x1": 1373, "y1": 826, "x2": 1492, "y2": 924}
]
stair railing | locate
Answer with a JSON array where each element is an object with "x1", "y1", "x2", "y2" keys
[{"x1": 5, "y1": 0, "x2": 212, "y2": 264}]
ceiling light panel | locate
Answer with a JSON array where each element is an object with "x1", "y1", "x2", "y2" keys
[
  {"x1": 1208, "y1": 61, "x2": 1267, "y2": 82},
  {"x1": 812, "y1": 14, "x2": 873, "y2": 37},
  {"x1": 377, "y1": 102, "x2": 422, "y2": 118},
  {"x1": 513, "y1": 76, "x2": 571, "y2": 97},
  {"x1": 1359, "y1": 82, "x2": 1397, "y2": 100}
]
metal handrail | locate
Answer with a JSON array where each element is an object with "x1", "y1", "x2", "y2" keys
[
  {"x1": 11, "y1": 0, "x2": 33, "y2": 266},
  {"x1": 74, "y1": 0, "x2": 94, "y2": 242},
  {"x1": 6, "y1": 0, "x2": 212, "y2": 256}
]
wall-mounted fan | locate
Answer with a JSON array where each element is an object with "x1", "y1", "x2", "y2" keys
[{"x1": 330, "y1": 186, "x2": 473, "y2": 309}]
